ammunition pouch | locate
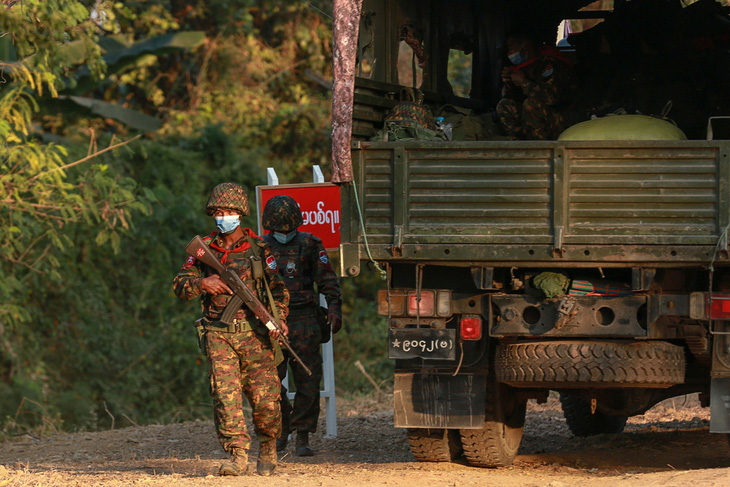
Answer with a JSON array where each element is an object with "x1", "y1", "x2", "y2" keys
[
  {"x1": 250, "y1": 255, "x2": 264, "y2": 280},
  {"x1": 315, "y1": 305, "x2": 331, "y2": 344},
  {"x1": 290, "y1": 302, "x2": 330, "y2": 343},
  {"x1": 195, "y1": 318, "x2": 207, "y2": 355}
]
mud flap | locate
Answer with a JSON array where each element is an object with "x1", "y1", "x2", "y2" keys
[
  {"x1": 710, "y1": 377, "x2": 730, "y2": 433},
  {"x1": 393, "y1": 373, "x2": 486, "y2": 429}
]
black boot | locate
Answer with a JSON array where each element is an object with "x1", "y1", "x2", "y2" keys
[
  {"x1": 296, "y1": 431, "x2": 314, "y2": 457},
  {"x1": 276, "y1": 398, "x2": 292, "y2": 451},
  {"x1": 276, "y1": 428, "x2": 290, "y2": 451}
]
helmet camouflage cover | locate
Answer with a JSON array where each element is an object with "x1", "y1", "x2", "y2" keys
[
  {"x1": 206, "y1": 182, "x2": 250, "y2": 216},
  {"x1": 262, "y1": 194, "x2": 303, "y2": 232}
]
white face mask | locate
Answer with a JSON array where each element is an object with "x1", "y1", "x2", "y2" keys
[
  {"x1": 273, "y1": 230, "x2": 297, "y2": 244},
  {"x1": 214, "y1": 215, "x2": 240, "y2": 234},
  {"x1": 508, "y1": 50, "x2": 526, "y2": 66},
  {"x1": 508, "y1": 41, "x2": 527, "y2": 65}
]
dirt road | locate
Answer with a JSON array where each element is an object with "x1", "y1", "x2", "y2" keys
[{"x1": 1, "y1": 394, "x2": 729, "y2": 486}]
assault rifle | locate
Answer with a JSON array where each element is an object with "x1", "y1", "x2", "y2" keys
[{"x1": 185, "y1": 235, "x2": 311, "y2": 376}]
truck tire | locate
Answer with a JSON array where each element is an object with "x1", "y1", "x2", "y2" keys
[
  {"x1": 406, "y1": 428, "x2": 462, "y2": 462},
  {"x1": 459, "y1": 385, "x2": 526, "y2": 467},
  {"x1": 496, "y1": 340, "x2": 685, "y2": 388},
  {"x1": 559, "y1": 393, "x2": 628, "y2": 437}
]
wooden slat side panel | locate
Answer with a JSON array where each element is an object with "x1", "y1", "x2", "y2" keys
[
  {"x1": 566, "y1": 147, "x2": 720, "y2": 241},
  {"x1": 362, "y1": 149, "x2": 393, "y2": 236},
  {"x1": 355, "y1": 143, "x2": 726, "y2": 249},
  {"x1": 406, "y1": 148, "x2": 553, "y2": 238}
]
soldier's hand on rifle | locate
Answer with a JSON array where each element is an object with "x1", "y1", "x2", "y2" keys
[
  {"x1": 501, "y1": 66, "x2": 513, "y2": 83},
  {"x1": 510, "y1": 68, "x2": 526, "y2": 87},
  {"x1": 272, "y1": 321, "x2": 288, "y2": 340},
  {"x1": 329, "y1": 310, "x2": 342, "y2": 334},
  {"x1": 201, "y1": 275, "x2": 233, "y2": 295}
]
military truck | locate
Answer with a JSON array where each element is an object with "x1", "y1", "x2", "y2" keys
[{"x1": 330, "y1": 0, "x2": 730, "y2": 466}]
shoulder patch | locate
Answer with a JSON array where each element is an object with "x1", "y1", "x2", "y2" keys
[
  {"x1": 319, "y1": 250, "x2": 329, "y2": 264},
  {"x1": 266, "y1": 254, "x2": 277, "y2": 270},
  {"x1": 542, "y1": 65, "x2": 554, "y2": 77},
  {"x1": 182, "y1": 255, "x2": 196, "y2": 269}
]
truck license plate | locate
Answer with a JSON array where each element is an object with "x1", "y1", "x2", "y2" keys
[{"x1": 388, "y1": 329, "x2": 456, "y2": 360}]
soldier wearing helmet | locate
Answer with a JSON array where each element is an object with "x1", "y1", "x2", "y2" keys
[
  {"x1": 497, "y1": 30, "x2": 577, "y2": 140},
  {"x1": 173, "y1": 182, "x2": 290, "y2": 477},
  {"x1": 261, "y1": 194, "x2": 342, "y2": 457}
]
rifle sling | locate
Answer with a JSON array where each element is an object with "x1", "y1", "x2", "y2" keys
[{"x1": 245, "y1": 233, "x2": 282, "y2": 325}]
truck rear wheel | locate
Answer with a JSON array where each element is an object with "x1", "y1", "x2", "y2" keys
[
  {"x1": 406, "y1": 428, "x2": 462, "y2": 462},
  {"x1": 496, "y1": 340, "x2": 685, "y2": 388},
  {"x1": 559, "y1": 393, "x2": 628, "y2": 436},
  {"x1": 459, "y1": 385, "x2": 526, "y2": 467}
]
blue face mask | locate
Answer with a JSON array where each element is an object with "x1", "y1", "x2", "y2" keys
[
  {"x1": 273, "y1": 230, "x2": 297, "y2": 244},
  {"x1": 214, "y1": 215, "x2": 240, "y2": 234},
  {"x1": 508, "y1": 50, "x2": 526, "y2": 66}
]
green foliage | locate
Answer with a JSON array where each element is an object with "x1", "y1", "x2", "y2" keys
[
  {"x1": 447, "y1": 49, "x2": 473, "y2": 98},
  {"x1": 0, "y1": 2, "x2": 156, "y2": 411},
  {"x1": 66, "y1": 30, "x2": 206, "y2": 95},
  {"x1": 0, "y1": 0, "x2": 106, "y2": 79},
  {"x1": 59, "y1": 95, "x2": 163, "y2": 131}
]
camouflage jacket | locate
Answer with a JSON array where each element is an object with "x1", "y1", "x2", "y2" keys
[
  {"x1": 173, "y1": 229, "x2": 289, "y2": 324},
  {"x1": 263, "y1": 231, "x2": 342, "y2": 317},
  {"x1": 502, "y1": 49, "x2": 576, "y2": 108}
]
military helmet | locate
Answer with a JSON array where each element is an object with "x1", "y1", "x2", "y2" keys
[
  {"x1": 262, "y1": 195, "x2": 303, "y2": 232},
  {"x1": 206, "y1": 182, "x2": 250, "y2": 216}
]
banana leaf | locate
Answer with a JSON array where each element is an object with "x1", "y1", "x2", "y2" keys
[
  {"x1": 67, "y1": 31, "x2": 205, "y2": 94},
  {"x1": 0, "y1": 35, "x2": 17, "y2": 62},
  {"x1": 58, "y1": 95, "x2": 162, "y2": 132}
]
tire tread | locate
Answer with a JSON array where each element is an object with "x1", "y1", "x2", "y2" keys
[{"x1": 497, "y1": 341, "x2": 685, "y2": 387}]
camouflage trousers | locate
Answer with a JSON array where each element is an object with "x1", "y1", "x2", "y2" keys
[
  {"x1": 277, "y1": 308, "x2": 323, "y2": 433},
  {"x1": 496, "y1": 96, "x2": 566, "y2": 140},
  {"x1": 206, "y1": 329, "x2": 282, "y2": 454}
]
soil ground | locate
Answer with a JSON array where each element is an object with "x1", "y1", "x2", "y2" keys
[{"x1": 1, "y1": 393, "x2": 729, "y2": 487}]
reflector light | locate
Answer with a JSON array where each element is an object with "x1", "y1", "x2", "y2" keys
[
  {"x1": 707, "y1": 294, "x2": 730, "y2": 320},
  {"x1": 378, "y1": 289, "x2": 452, "y2": 318},
  {"x1": 377, "y1": 289, "x2": 405, "y2": 316},
  {"x1": 408, "y1": 291, "x2": 435, "y2": 316},
  {"x1": 460, "y1": 316, "x2": 482, "y2": 340},
  {"x1": 436, "y1": 290, "x2": 452, "y2": 317}
]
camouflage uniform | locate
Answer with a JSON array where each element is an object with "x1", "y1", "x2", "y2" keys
[
  {"x1": 173, "y1": 228, "x2": 290, "y2": 457},
  {"x1": 497, "y1": 49, "x2": 577, "y2": 140},
  {"x1": 262, "y1": 196, "x2": 342, "y2": 438}
]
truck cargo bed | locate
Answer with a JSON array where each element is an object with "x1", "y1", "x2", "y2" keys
[{"x1": 341, "y1": 140, "x2": 730, "y2": 266}]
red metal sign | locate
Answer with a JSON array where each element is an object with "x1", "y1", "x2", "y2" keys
[{"x1": 256, "y1": 183, "x2": 341, "y2": 250}]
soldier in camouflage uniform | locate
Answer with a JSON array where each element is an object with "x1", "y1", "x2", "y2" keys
[
  {"x1": 261, "y1": 195, "x2": 342, "y2": 457},
  {"x1": 496, "y1": 32, "x2": 577, "y2": 140},
  {"x1": 173, "y1": 182, "x2": 290, "y2": 477}
]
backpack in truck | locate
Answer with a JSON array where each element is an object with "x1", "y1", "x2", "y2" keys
[{"x1": 372, "y1": 88, "x2": 445, "y2": 142}]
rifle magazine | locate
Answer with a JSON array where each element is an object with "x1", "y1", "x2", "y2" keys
[{"x1": 220, "y1": 295, "x2": 244, "y2": 325}]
